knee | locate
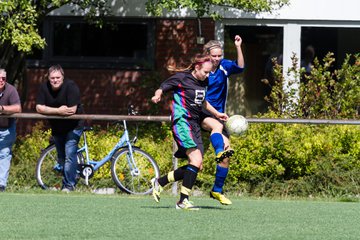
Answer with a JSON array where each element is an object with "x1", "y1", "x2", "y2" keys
[
  {"x1": 189, "y1": 159, "x2": 202, "y2": 168},
  {"x1": 211, "y1": 122, "x2": 223, "y2": 133}
]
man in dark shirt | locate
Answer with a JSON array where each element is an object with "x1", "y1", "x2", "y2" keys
[{"x1": 36, "y1": 64, "x2": 84, "y2": 192}]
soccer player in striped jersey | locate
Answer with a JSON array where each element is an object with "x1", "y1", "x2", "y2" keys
[
  {"x1": 151, "y1": 54, "x2": 228, "y2": 210},
  {"x1": 201, "y1": 35, "x2": 245, "y2": 205}
]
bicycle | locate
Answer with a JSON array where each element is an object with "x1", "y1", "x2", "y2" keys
[{"x1": 35, "y1": 106, "x2": 160, "y2": 195}]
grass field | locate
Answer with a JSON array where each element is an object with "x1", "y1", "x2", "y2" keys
[{"x1": 0, "y1": 191, "x2": 359, "y2": 240}]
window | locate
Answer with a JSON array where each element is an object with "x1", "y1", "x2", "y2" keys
[
  {"x1": 301, "y1": 27, "x2": 360, "y2": 70},
  {"x1": 27, "y1": 17, "x2": 155, "y2": 69},
  {"x1": 224, "y1": 25, "x2": 283, "y2": 115}
]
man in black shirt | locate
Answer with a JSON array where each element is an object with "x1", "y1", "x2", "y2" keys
[{"x1": 36, "y1": 64, "x2": 84, "y2": 192}]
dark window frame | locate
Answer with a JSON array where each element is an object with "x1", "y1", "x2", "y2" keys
[{"x1": 27, "y1": 17, "x2": 155, "y2": 70}]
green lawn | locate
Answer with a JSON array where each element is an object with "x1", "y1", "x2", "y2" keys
[{"x1": 0, "y1": 192, "x2": 359, "y2": 240}]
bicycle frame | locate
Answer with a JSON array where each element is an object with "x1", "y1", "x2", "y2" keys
[{"x1": 78, "y1": 120, "x2": 137, "y2": 183}]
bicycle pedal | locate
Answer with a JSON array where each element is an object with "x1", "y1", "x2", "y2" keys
[{"x1": 78, "y1": 164, "x2": 94, "y2": 179}]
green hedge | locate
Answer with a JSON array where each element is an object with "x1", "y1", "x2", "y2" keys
[
  {"x1": 8, "y1": 121, "x2": 360, "y2": 197},
  {"x1": 201, "y1": 123, "x2": 360, "y2": 197}
]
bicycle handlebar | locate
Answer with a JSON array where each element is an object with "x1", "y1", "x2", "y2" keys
[{"x1": 128, "y1": 105, "x2": 138, "y2": 116}]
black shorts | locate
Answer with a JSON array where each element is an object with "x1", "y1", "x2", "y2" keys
[
  {"x1": 172, "y1": 118, "x2": 204, "y2": 159},
  {"x1": 199, "y1": 108, "x2": 230, "y2": 138}
]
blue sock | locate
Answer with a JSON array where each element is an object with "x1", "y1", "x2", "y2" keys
[
  {"x1": 210, "y1": 133, "x2": 224, "y2": 155},
  {"x1": 212, "y1": 165, "x2": 229, "y2": 193}
]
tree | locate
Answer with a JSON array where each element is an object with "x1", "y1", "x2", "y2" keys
[
  {"x1": 145, "y1": 0, "x2": 289, "y2": 18},
  {"x1": 0, "y1": 0, "x2": 288, "y2": 99},
  {"x1": 0, "y1": 0, "x2": 111, "y2": 98}
]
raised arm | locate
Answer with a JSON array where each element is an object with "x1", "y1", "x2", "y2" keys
[{"x1": 234, "y1": 35, "x2": 245, "y2": 68}]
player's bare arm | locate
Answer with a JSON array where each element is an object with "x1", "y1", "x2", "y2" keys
[
  {"x1": 203, "y1": 100, "x2": 228, "y2": 121},
  {"x1": 234, "y1": 35, "x2": 245, "y2": 68},
  {"x1": 36, "y1": 104, "x2": 77, "y2": 116}
]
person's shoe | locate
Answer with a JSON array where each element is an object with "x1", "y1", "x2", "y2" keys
[
  {"x1": 61, "y1": 188, "x2": 71, "y2": 193},
  {"x1": 215, "y1": 149, "x2": 235, "y2": 163},
  {"x1": 210, "y1": 191, "x2": 232, "y2": 205},
  {"x1": 53, "y1": 163, "x2": 63, "y2": 173},
  {"x1": 0, "y1": 185, "x2": 5, "y2": 192},
  {"x1": 176, "y1": 198, "x2": 200, "y2": 210},
  {"x1": 151, "y1": 178, "x2": 163, "y2": 203},
  {"x1": 61, "y1": 186, "x2": 74, "y2": 193}
]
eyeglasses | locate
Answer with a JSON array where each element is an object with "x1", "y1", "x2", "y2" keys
[{"x1": 0, "y1": 77, "x2": 6, "y2": 82}]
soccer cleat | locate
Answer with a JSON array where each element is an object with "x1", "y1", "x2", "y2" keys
[
  {"x1": 215, "y1": 149, "x2": 235, "y2": 163},
  {"x1": 176, "y1": 198, "x2": 200, "y2": 210},
  {"x1": 151, "y1": 178, "x2": 163, "y2": 203},
  {"x1": 210, "y1": 191, "x2": 232, "y2": 205}
]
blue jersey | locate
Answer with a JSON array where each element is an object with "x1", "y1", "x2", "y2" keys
[{"x1": 206, "y1": 59, "x2": 244, "y2": 113}]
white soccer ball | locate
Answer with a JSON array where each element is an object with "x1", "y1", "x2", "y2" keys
[{"x1": 225, "y1": 115, "x2": 248, "y2": 136}]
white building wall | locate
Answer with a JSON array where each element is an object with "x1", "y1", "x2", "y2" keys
[{"x1": 256, "y1": 0, "x2": 360, "y2": 21}]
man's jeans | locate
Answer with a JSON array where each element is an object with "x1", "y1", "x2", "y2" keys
[
  {"x1": 0, "y1": 123, "x2": 16, "y2": 187},
  {"x1": 53, "y1": 128, "x2": 83, "y2": 190}
]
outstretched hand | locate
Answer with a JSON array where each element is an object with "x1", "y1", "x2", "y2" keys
[
  {"x1": 151, "y1": 89, "x2": 163, "y2": 104},
  {"x1": 151, "y1": 95, "x2": 161, "y2": 104}
]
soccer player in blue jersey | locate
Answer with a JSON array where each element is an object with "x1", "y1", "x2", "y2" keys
[
  {"x1": 201, "y1": 35, "x2": 245, "y2": 205},
  {"x1": 151, "y1": 54, "x2": 229, "y2": 210}
]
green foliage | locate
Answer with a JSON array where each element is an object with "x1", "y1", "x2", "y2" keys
[
  {"x1": 134, "y1": 122, "x2": 174, "y2": 174},
  {"x1": 8, "y1": 119, "x2": 360, "y2": 197},
  {"x1": 0, "y1": 0, "x2": 111, "y2": 53},
  {"x1": 266, "y1": 53, "x2": 360, "y2": 119},
  {"x1": 0, "y1": 1, "x2": 45, "y2": 52},
  {"x1": 10, "y1": 122, "x2": 52, "y2": 187},
  {"x1": 146, "y1": 0, "x2": 289, "y2": 18},
  {"x1": 198, "y1": 123, "x2": 360, "y2": 197}
]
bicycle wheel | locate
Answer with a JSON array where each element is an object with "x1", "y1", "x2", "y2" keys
[
  {"x1": 111, "y1": 147, "x2": 160, "y2": 195},
  {"x1": 35, "y1": 144, "x2": 61, "y2": 190},
  {"x1": 35, "y1": 144, "x2": 85, "y2": 190}
]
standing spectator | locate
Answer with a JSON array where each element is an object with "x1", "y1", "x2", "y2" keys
[
  {"x1": 36, "y1": 65, "x2": 84, "y2": 192},
  {"x1": 201, "y1": 35, "x2": 245, "y2": 205},
  {"x1": 0, "y1": 68, "x2": 22, "y2": 192},
  {"x1": 151, "y1": 54, "x2": 228, "y2": 210}
]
